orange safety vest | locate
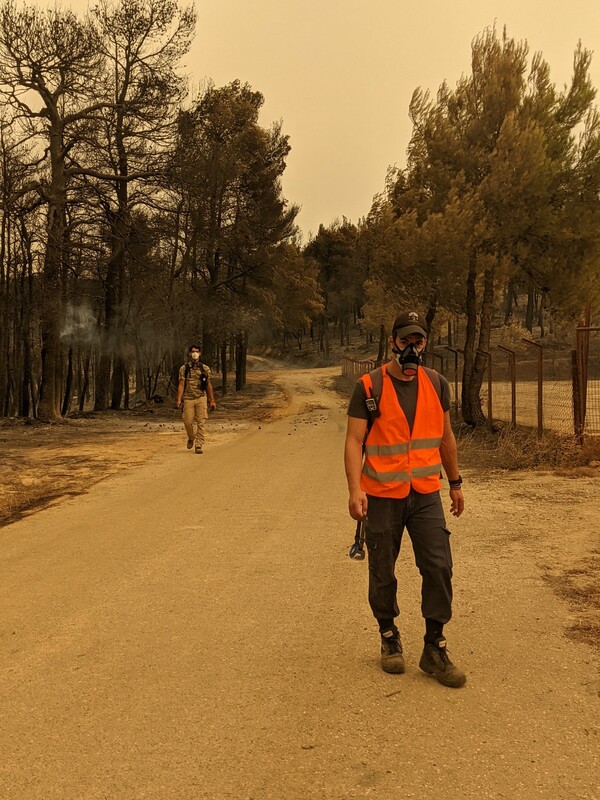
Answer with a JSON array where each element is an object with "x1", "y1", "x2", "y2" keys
[{"x1": 360, "y1": 364, "x2": 444, "y2": 498}]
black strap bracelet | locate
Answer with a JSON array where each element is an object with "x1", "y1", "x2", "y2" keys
[{"x1": 448, "y1": 475, "x2": 463, "y2": 489}]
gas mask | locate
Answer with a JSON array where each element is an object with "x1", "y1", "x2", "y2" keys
[
  {"x1": 393, "y1": 343, "x2": 423, "y2": 376},
  {"x1": 190, "y1": 352, "x2": 200, "y2": 362}
]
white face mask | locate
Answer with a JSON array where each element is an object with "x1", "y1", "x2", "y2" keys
[{"x1": 190, "y1": 352, "x2": 200, "y2": 361}]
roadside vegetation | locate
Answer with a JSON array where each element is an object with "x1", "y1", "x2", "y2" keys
[{"x1": 456, "y1": 424, "x2": 600, "y2": 471}]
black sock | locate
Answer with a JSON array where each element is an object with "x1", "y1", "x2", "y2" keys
[
  {"x1": 378, "y1": 619, "x2": 397, "y2": 636},
  {"x1": 424, "y1": 619, "x2": 444, "y2": 643}
]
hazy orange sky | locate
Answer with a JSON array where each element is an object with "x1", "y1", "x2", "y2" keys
[{"x1": 36, "y1": 0, "x2": 600, "y2": 239}]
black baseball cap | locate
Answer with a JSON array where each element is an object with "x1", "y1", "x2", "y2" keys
[{"x1": 392, "y1": 311, "x2": 428, "y2": 339}]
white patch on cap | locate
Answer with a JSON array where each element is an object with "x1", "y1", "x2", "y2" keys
[{"x1": 408, "y1": 312, "x2": 419, "y2": 322}]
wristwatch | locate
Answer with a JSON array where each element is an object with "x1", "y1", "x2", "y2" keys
[{"x1": 448, "y1": 475, "x2": 463, "y2": 489}]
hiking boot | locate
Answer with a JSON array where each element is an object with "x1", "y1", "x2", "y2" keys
[
  {"x1": 419, "y1": 637, "x2": 466, "y2": 688},
  {"x1": 186, "y1": 439, "x2": 194, "y2": 449},
  {"x1": 195, "y1": 445, "x2": 203, "y2": 454},
  {"x1": 380, "y1": 630, "x2": 405, "y2": 674}
]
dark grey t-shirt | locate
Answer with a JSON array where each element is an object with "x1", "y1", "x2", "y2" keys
[{"x1": 347, "y1": 366, "x2": 452, "y2": 531}]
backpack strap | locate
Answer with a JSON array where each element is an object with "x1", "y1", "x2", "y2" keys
[
  {"x1": 364, "y1": 366, "x2": 384, "y2": 433},
  {"x1": 184, "y1": 362, "x2": 209, "y2": 392},
  {"x1": 422, "y1": 366, "x2": 442, "y2": 404}
]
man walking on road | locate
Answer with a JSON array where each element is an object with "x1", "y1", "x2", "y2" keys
[
  {"x1": 344, "y1": 311, "x2": 466, "y2": 688},
  {"x1": 177, "y1": 344, "x2": 217, "y2": 454}
]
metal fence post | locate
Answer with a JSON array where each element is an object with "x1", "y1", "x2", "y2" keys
[
  {"x1": 575, "y1": 326, "x2": 600, "y2": 438},
  {"x1": 445, "y1": 347, "x2": 461, "y2": 414},
  {"x1": 522, "y1": 339, "x2": 543, "y2": 436},
  {"x1": 497, "y1": 345, "x2": 516, "y2": 427},
  {"x1": 427, "y1": 351, "x2": 444, "y2": 373},
  {"x1": 477, "y1": 349, "x2": 492, "y2": 426},
  {"x1": 571, "y1": 349, "x2": 583, "y2": 443}
]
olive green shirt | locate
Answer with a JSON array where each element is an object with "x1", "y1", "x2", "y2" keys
[{"x1": 179, "y1": 361, "x2": 212, "y2": 400}]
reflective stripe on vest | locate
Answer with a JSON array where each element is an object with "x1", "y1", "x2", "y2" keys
[
  {"x1": 362, "y1": 462, "x2": 441, "y2": 482},
  {"x1": 360, "y1": 364, "x2": 444, "y2": 498},
  {"x1": 363, "y1": 437, "x2": 442, "y2": 457}
]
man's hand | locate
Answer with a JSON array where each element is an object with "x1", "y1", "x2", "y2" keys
[
  {"x1": 348, "y1": 489, "x2": 368, "y2": 521},
  {"x1": 177, "y1": 399, "x2": 182, "y2": 409},
  {"x1": 449, "y1": 487, "x2": 464, "y2": 518},
  {"x1": 209, "y1": 400, "x2": 217, "y2": 412}
]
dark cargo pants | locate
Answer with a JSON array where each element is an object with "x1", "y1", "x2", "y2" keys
[{"x1": 365, "y1": 489, "x2": 453, "y2": 625}]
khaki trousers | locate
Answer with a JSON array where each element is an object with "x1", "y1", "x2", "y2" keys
[{"x1": 182, "y1": 396, "x2": 208, "y2": 446}]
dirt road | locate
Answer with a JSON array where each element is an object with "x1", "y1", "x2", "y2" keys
[{"x1": 1, "y1": 367, "x2": 598, "y2": 799}]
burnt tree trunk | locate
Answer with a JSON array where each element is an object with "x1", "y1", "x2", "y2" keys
[
  {"x1": 220, "y1": 341, "x2": 228, "y2": 396},
  {"x1": 462, "y1": 266, "x2": 494, "y2": 426},
  {"x1": 376, "y1": 323, "x2": 386, "y2": 364},
  {"x1": 61, "y1": 346, "x2": 74, "y2": 416},
  {"x1": 38, "y1": 123, "x2": 67, "y2": 421}
]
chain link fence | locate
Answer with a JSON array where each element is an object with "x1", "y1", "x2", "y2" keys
[
  {"x1": 435, "y1": 335, "x2": 600, "y2": 438},
  {"x1": 342, "y1": 333, "x2": 600, "y2": 439}
]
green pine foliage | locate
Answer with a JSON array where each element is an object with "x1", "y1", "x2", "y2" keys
[{"x1": 347, "y1": 26, "x2": 600, "y2": 426}]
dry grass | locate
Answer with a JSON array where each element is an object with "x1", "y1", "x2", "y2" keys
[{"x1": 456, "y1": 422, "x2": 600, "y2": 472}]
